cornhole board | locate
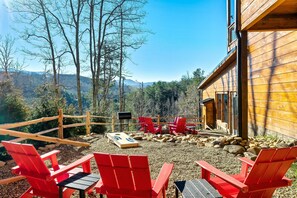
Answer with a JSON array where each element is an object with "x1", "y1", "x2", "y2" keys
[{"x1": 106, "y1": 132, "x2": 139, "y2": 148}]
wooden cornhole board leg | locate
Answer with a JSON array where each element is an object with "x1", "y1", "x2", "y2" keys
[{"x1": 106, "y1": 132, "x2": 139, "y2": 148}]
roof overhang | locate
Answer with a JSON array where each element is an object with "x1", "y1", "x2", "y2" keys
[
  {"x1": 198, "y1": 49, "x2": 236, "y2": 90},
  {"x1": 244, "y1": 0, "x2": 297, "y2": 31}
]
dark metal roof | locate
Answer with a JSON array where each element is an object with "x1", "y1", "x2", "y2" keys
[
  {"x1": 201, "y1": 98, "x2": 214, "y2": 104},
  {"x1": 198, "y1": 48, "x2": 237, "y2": 89}
]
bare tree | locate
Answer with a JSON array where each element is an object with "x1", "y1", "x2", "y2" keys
[
  {"x1": 0, "y1": 35, "x2": 15, "y2": 77},
  {"x1": 47, "y1": 0, "x2": 87, "y2": 114},
  {"x1": 115, "y1": 0, "x2": 147, "y2": 112},
  {"x1": 11, "y1": 0, "x2": 62, "y2": 98}
]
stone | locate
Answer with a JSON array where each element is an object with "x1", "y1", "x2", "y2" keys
[
  {"x1": 220, "y1": 137, "x2": 227, "y2": 143},
  {"x1": 288, "y1": 140, "x2": 297, "y2": 147},
  {"x1": 197, "y1": 142, "x2": 205, "y2": 147},
  {"x1": 186, "y1": 139, "x2": 194, "y2": 144},
  {"x1": 212, "y1": 140, "x2": 221, "y2": 145},
  {"x1": 45, "y1": 144, "x2": 56, "y2": 150},
  {"x1": 276, "y1": 142, "x2": 289, "y2": 148},
  {"x1": 38, "y1": 147, "x2": 47, "y2": 151},
  {"x1": 214, "y1": 145, "x2": 221, "y2": 148},
  {"x1": 223, "y1": 145, "x2": 245, "y2": 154},
  {"x1": 244, "y1": 152, "x2": 257, "y2": 161},
  {"x1": 175, "y1": 139, "x2": 182, "y2": 143},
  {"x1": 200, "y1": 138, "x2": 209, "y2": 142},
  {"x1": 247, "y1": 147, "x2": 261, "y2": 155},
  {"x1": 259, "y1": 144, "x2": 269, "y2": 149},
  {"x1": 0, "y1": 161, "x2": 6, "y2": 167},
  {"x1": 230, "y1": 140, "x2": 237, "y2": 145},
  {"x1": 234, "y1": 137, "x2": 242, "y2": 141},
  {"x1": 226, "y1": 137, "x2": 234, "y2": 142},
  {"x1": 205, "y1": 143, "x2": 213, "y2": 147}
]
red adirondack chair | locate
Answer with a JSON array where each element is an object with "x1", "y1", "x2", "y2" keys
[
  {"x1": 138, "y1": 116, "x2": 146, "y2": 131},
  {"x1": 168, "y1": 117, "x2": 187, "y2": 135},
  {"x1": 167, "y1": 117, "x2": 178, "y2": 125},
  {"x1": 196, "y1": 146, "x2": 297, "y2": 198},
  {"x1": 143, "y1": 117, "x2": 162, "y2": 134},
  {"x1": 2, "y1": 141, "x2": 93, "y2": 198},
  {"x1": 93, "y1": 152, "x2": 174, "y2": 198}
]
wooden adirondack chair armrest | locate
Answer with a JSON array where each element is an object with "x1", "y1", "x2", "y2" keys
[
  {"x1": 152, "y1": 163, "x2": 174, "y2": 195},
  {"x1": 48, "y1": 154, "x2": 94, "y2": 180},
  {"x1": 41, "y1": 150, "x2": 61, "y2": 170},
  {"x1": 238, "y1": 157, "x2": 255, "y2": 166},
  {"x1": 40, "y1": 150, "x2": 61, "y2": 160},
  {"x1": 237, "y1": 157, "x2": 255, "y2": 176},
  {"x1": 196, "y1": 160, "x2": 249, "y2": 193},
  {"x1": 11, "y1": 166, "x2": 21, "y2": 174}
]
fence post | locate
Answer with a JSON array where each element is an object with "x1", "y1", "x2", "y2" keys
[
  {"x1": 203, "y1": 115, "x2": 206, "y2": 129},
  {"x1": 157, "y1": 115, "x2": 160, "y2": 125},
  {"x1": 86, "y1": 111, "x2": 91, "y2": 136},
  {"x1": 58, "y1": 109, "x2": 63, "y2": 139},
  {"x1": 112, "y1": 114, "x2": 115, "y2": 132}
]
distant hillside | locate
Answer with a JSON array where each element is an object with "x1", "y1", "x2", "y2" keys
[{"x1": 0, "y1": 71, "x2": 153, "y2": 102}]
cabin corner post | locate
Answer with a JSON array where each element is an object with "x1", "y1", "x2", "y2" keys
[
  {"x1": 58, "y1": 109, "x2": 64, "y2": 139},
  {"x1": 239, "y1": 31, "x2": 248, "y2": 140},
  {"x1": 236, "y1": 0, "x2": 248, "y2": 140}
]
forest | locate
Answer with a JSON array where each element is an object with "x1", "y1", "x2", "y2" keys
[{"x1": 0, "y1": 0, "x2": 205, "y2": 135}]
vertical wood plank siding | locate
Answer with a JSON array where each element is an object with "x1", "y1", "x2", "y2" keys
[
  {"x1": 247, "y1": 31, "x2": 297, "y2": 138},
  {"x1": 241, "y1": 0, "x2": 284, "y2": 30}
]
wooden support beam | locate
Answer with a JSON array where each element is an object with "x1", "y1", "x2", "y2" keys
[
  {"x1": 0, "y1": 129, "x2": 90, "y2": 147},
  {"x1": 0, "y1": 176, "x2": 26, "y2": 185},
  {"x1": 250, "y1": 14, "x2": 297, "y2": 30}
]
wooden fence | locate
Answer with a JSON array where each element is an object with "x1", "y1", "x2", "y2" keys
[
  {"x1": 0, "y1": 110, "x2": 203, "y2": 185},
  {"x1": 0, "y1": 109, "x2": 204, "y2": 148}
]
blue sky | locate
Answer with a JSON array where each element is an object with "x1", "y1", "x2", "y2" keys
[{"x1": 0, "y1": 0, "x2": 227, "y2": 82}]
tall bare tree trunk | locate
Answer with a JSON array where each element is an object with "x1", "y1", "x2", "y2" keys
[{"x1": 118, "y1": 7, "x2": 124, "y2": 112}]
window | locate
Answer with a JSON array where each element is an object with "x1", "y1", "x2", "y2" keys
[
  {"x1": 227, "y1": 0, "x2": 236, "y2": 51},
  {"x1": 216, "y1": 93, "x2": 229, "y2": 123}
]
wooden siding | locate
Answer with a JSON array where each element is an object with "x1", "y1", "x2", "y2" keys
[
  {"x1": 247, "y1": 31, "x2": 297, "y2": 139},
  {"x1": 202, "y1": 61, "x2": 237, "y2": 130},
  {"x1": 203, "y1": 61, "x2": 237, "y2": 99},
  {"x1": 241, "y1": 0, "x2": 285, "y2": 30}
]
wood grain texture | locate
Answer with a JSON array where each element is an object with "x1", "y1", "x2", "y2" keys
[
  {"x1": 241, "y1": 0, "x2": 285, "y2": 30},
  {"x1": 248, "y1": 31, "x2": 297, "y2": 138}
]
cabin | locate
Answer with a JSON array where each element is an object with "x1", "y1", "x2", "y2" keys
[{"x1": 198, "y1": 0, "x2": 297, "y2": 139}]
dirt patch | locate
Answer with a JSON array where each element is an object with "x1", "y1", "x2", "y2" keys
[{"x1": 1, "y1": 134, "x2": 296, "y2": 197}]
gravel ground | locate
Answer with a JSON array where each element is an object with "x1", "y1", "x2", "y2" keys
[{"x1": 1, "y1": 134, "x2": 296, "y2": 197}]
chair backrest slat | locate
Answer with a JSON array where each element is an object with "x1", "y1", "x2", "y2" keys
[
  {"x1": 94, "y1": 153, "x2": 152, "y2": 196},
  {"x1": 130, "y1": 155, "x2": 152, "y2": 191},
  {"x1": 111, "y1": 154, "x2": 135, "y2": 190}
]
